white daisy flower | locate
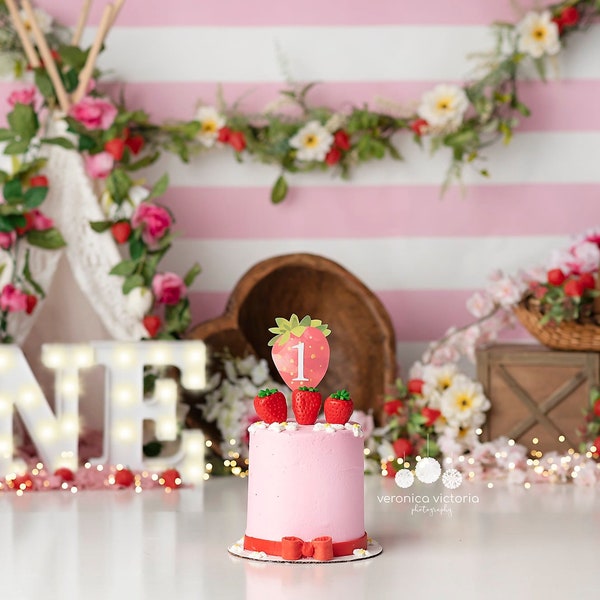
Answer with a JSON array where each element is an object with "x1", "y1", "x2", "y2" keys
[
  {"x1": 195, "y1": 106, "x2": 226, "y2": 148},
  {"x1": 440, "y1": 375, "x2": 490, "y2": 427},
  {"x1": 516, "y1": 11, "x2": 561, "y2": 59},
  {"x1": 248, "y1": 421, "x2": 266, "y2": 433},
  {"x1": 345, "y1": 422, "x2": 364, "y2": 438},
  {"x1": 19, "y1": 7, "x2": 53, "y2": 37},
  {"x1": 417, "y1": 84, "x2": 469, "y2": 130},
  {"x1": 422, "y1": 363, "x2": 459, "y2": 397},
  {"x1": 289, "y1": 120, "x2": 333, "y2": 162}
]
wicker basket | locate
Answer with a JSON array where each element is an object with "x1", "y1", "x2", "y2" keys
[{"x1": 514, "y1": 297, "x2": 600, "y2": 352}]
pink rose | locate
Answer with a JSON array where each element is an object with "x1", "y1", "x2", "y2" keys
[
  {"x1": 0, "y1": 231, "x2": 16, "y2": 249},
  {"x1": 29, "y1": 209, "x2": 53, "y2": 231},
  {"x1": 0, "y1": 284, "x2": 28, "y2": 313},
  {"x1": 152, "y1": 272, "x2": 186, "y2": 305},
  {"x1": 131, "y1": 203, "x2": 172, "y2": 247},
  {"x1": 84, "y1": 152, "x2": 114, "y2": 179},
  {"x1": 7, "y1": 85, "x2": 39, "y2": 108},
  {"x1": 69, "y1": 96, "x2": 118, "y2": 130}
]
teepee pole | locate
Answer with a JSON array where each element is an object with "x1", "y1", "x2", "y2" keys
[
  {"x1": 71, "y1": 3, "x2": 114, "y2": 103},
  {"x1": 21, "y1": 0, "x2": 71, "y2": 112},
  {"x1": 71, "y1": 0, "x2": 93, "y2": 46},
  {"x1": 4, "y1": 0, "x2": 40, "y2": 68}
]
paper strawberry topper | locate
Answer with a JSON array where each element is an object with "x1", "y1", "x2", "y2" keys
[{"x1": 268, "y1": 314, "x2": 331, "y2": 391}]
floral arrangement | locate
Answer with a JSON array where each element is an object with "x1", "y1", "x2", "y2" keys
[
  {"x1": 0, "y1": 0, "x2": 597, "y2": 342},
  {"x1": 420, "y1": 227, "x2": 600, "y2": 367},
  {"x1": 364, "y1": 365, "x2": 491, "y2": 475}
]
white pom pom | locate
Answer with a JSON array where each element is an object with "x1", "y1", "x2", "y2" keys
[{"x1": 415, "y1": 457, "x2": 441, "y2": 484}]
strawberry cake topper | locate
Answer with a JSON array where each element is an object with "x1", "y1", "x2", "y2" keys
[{"x1": 268, "y1": 314, "x2": 331, "y2": 391}]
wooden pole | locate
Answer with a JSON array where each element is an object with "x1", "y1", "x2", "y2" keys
[
  {"x1": 71, "y1": 0, "x2": 93, "y2": 46},
  {"x1": 21, "y1": 0, "x2": 71, "y2": 112},
  {"x1": 4, "y1": 0, "x2": 40, "y2": 68},
  {"x1": 71, "y1": 3, "x2": 114, "y2": 103}
]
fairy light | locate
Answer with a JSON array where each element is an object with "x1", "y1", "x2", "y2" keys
[
  {"x1": 558, "y1": 435, "x2": 565, "y2": 443},
  {"x1": 532, "y1": 437, "x2": 539, "y2": 445}
]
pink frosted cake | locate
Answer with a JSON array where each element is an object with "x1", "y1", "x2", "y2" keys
[
  {"x1": 243, "y1": 421, "x2": 367, "y2": 560},
  {"x1": 231, "y1": 314, "x2": 375, "y2": 562}
]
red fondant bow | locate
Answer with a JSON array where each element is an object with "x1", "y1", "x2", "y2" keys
[{"x1": 281, "y1": 536, "x2": 333, "y2": 561}]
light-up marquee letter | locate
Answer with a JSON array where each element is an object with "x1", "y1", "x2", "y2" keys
[{"x1": 0, "y1": 341, "x2": 207, "y2": 483}]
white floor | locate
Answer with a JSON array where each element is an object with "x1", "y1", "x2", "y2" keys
[{"x1": 0, "y1": 476, "x2": 598, "y2": 600}]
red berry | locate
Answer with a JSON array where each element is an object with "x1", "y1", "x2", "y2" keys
[
  {"x1": 547, "y1": 268, "x2": 566, "y2": 286},
  {"x1": 593, "y1": 399, "x2": 600, "y2": 417},
  {"x1": 228, "y1": 131, "x2": 246, "y2": 152},
  {"x1": 254, "y1": 389, "x2": 288, "y2": 424},
  {"x1": 292, "y1": 387, "x2": 322, "y2": 425},
  {"x1": 15, "y1": 212, "x2": 34, "y2": 235},
  {"x1": 25, "y1": 294, "x2": 37, "y2": 315},
  {"x1": 114, "y1": 468, "x2": 135, "y2": 487},
  {"x1": 579, "y1": 273, "x2": 596, "y2": 291},
  {"x1": 593, "y1": 436, "x2": 600, "y2": 454},
  {"x1": 11, "y1": 474, "x2": 33, "y2": 491},
  {"x1": 407, "y1": 379, "x2": 424, "y2": 395},
  {"x1": 383, "y1": 399, "x2": 403, "y2": 416},
  {"x1": 410, "y1": 118, "x2": 428, "y2": 136},
  {"x1": 533, "y1": 285, "x2": 548, "y2": 299},
  {"x1": 217, "y1": 127, "x2": 232, "y2": 143},
  {"x1": 333, "y1": 130, "x2": 351, "y2": 151},
  {"x1": 564, "y1": 279, "x2": 584, "y2": 297},
  {"x1": 143, "y1": 315, "x2": 161, "y2": 338},
  {"x1": 54, "y1": 467, "x2": 75, "y2": 481},
  {"x1": 383, "y1": 461, "x2": 397, "y2": 478},
  {"x1": 421, "y1": 407, "x2": 441, "y2": 426},
  {"x1": 558, "y1": 6, "x2": 580, "y2": 27},
  {"x1": 160, "y1": 468, "x2": 182, "y2": 489},
  {"x1": 125, "y1": 135, "x2": 144, "y2": 155},
  {"x1": 325, "y1": 147, "x2": 341, "y2": 166},
  {"x1": 324, "y1": 390, "x2": 354, "y2": 424},
  {"x1": 29, "y1": 175, "x2": 48, "y2": 187},
  {"x1": 104, "y1": 138, "x2": 126, "y2": 161},
  {"x1": 111, "y1": 221, "x2": 132, "y2": 244},
  {"x1": 392, "y1": 438, "x2": 413, "y2": 458}
]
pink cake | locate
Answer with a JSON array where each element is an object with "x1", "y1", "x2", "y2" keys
[{"x1": 243, "y1": 421, "x2": 367, "y2": 560}]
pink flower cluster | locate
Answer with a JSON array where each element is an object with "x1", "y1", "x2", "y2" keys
[
  {"x1": 152, "y1": 272, "x2": 186, "y2": 305},
  {"x1": 69, "y1": 96, "x2": 117, "y2": 130},
  {"x1": 131, "y1": 203, "x2": 172, "y2": 248},
  {"x1": 0, "y1": 284, "x2": 36, "y2": 314}
]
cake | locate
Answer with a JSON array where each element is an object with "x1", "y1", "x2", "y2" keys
[
  {"x1": 243, "y1": 421, "x2": 367, "y2": 560},
  {"x1": 231, "y1": 314, "x2": 375, "y2": 562}
]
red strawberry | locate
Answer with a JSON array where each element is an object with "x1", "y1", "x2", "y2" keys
[
  {"x1": 383, "y1": 461, "x2": 397, "y2": 478},
  {"x1": 217, "y1": 126, "x2": 232, "y2": 143},
  {"x1": 29, "y1": 175, "x2": 49, "y2": 187},
  {"x1": 125, "y1": 135, "x2": 145, "y2": 155},
  {"x1": 160, "y1": 468, "x2": 182, "y2": 488},
  {"x1": 228, "y1": 131, "x2": 246, "y2": 152},
  {"x1": 410, "y1": 118, "x2": 428, "y2": 136},
  {"x1": 292, "y1": 386, "x2": 322, "y2": 425},
  {"x1": 564, "y1": 278, "x2": 584, "y2": 297},
  {"x1": 114, "y1": 468, "x2": 135, "y2": 488},
  {"x1": 324, "y1": 389, "x2": 353, "y2": 424},
  {"x1": 383, "y1": 399, "x2": 403, "y2": 416},
  {"x1": 104, "y1": 138, "x2": 126, "y2": 161},
  {"x1": 421, "y1": 407, "x2": 441, "y2": 426},
  {"x1": 593, "y1": 399, "x2": 600, "y2": 417},
  {"x1": 579, "y1": 272, "x2": 596, "y2": 290},
  {"x1": 333, "y1": 130, "x2": 351, "y2": 151},
  {"x1": 269, "y1": 314, "x2": 331, "y2": 390},
  {"x1": 407, "y1": 379, "x2": 424, "y2": 395},
  {"x1": 325, "y1": 147, "x2": 341, "y2": 166},
  {"x1": 111, "y1": 221, "x2": 132, "y2": 244},
  {"x1": 54, "y1": 467, "x2": 75, "y2": 481},
  {"x1": 143, "y1": 315, "x2": 161, "y2": 338},
  {"x1": 25, "y1": 294, "x2": 37, "y2": 315},
  {"x1": 547, "y1": 268, "x2": 566, "y2": 286},
  {"x1": 392, "y1": 438, "x2": 413, "y2": 458},
  {"x1": 593, "y1": 436, "x2": 600, "y2": 454},
  {"x1": 254, "y1": 388, "x2": 287, "y2": 424}
]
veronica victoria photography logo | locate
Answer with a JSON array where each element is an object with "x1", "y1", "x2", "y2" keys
[{"x1": 377, "y1": 457, "x2": 480, "y2": 517}]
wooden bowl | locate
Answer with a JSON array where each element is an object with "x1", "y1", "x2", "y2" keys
[{"x1": 185, "y1": 253, "x2": 397, "y2": 433}]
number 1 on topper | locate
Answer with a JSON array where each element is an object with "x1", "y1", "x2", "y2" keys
[
  {"x1": 268, "y1": 314, "x2": 331, "y2": 391},
  {"x1": 291, "y1": 342, "x2": 308, "y2": 382}
]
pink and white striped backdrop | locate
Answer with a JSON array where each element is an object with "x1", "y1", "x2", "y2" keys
[{"x1": 19, "y1": 1, "x2": 600, "y2": 374}]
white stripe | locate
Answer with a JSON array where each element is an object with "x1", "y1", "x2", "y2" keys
[
  {"x1": 88, "y1": 25, "x2": 600, "y2": 82},
  {"x1": 146, "y1": 131, "x2": 600, "y2": 187},
  {"x1": 161, "y1": 235, "x2": 567, "y2": 292}
]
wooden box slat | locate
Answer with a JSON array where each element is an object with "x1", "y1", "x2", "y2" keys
[{"x1": 476, "y1": 344, "x2": 600, "y2": 453}]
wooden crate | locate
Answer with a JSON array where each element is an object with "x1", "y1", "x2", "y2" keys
[{"x1": 476, "y1": 344, "x2": 600, "y2": 454}]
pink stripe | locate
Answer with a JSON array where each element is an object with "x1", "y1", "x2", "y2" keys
[
  {"x1": 0, "y1": 80, "x2": 596, "y2": 132},
  {"x1": 187, "y1": 290, "x2": 535, "y2": 343},
  {"x1": 35, "y1": 0, "x2": 531, "y2": 27},
  {"x1": 162, "y1": 183, "x2": 600, "y2": 239}
]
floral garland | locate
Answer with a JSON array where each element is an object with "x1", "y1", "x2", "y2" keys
[{"x1": 0, "y1": 1, "x2": 597, "y2": 343}]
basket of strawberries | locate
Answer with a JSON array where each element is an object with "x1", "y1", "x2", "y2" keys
[{"x1": 513, "y1": 232, "x2": 600, "y2": 351}]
